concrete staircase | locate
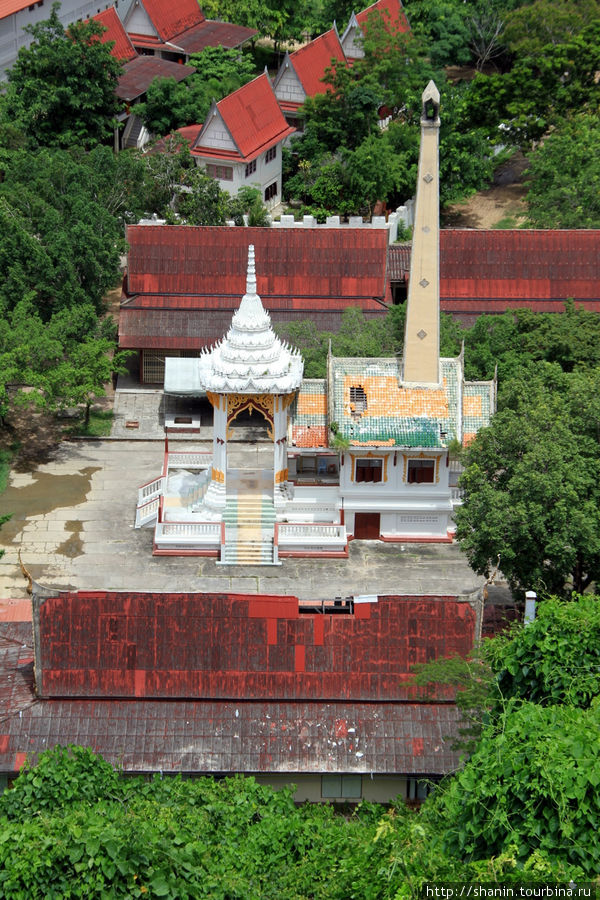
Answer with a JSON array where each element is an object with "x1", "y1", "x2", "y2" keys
[{"x1": 221, "y1": 494, "x2": 277, "y2": 565}]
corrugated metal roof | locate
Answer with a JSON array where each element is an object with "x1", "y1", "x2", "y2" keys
[
  {"x1": 174, "y1": 19, "x2": 257, "y2": 52},
  {"x1": 289, "y1": 29, "x2": 346, "y2": 97},
  {"x1": 138, "y1": 0, "x2": 204, "y2": 42},
  {"x1": 389, "y1": 230, "x2": 600, "y2": 304},
  {"x1": 356, "y1": 0, "x2": 410, "y2": 34},
  {"x1": 93, "y1": 7, "x2": 137, "y2": 61},
  {"x1": 36, "y1": 592, "x2": 475, "y2": 702},
  {"x1": 125, "y1": 226, "x2": 389, "y2": 298},
  {"x1": 117, "y1": 56, "x2": 194, "y2": 101},
  {"x1": 194, "y1": 74, "x2": 295, "y2": 162}
]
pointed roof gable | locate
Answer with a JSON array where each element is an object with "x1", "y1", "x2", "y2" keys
[
  {"x1": 356, "y1": 0, "x2": 410, "y2": 34},
  {"x1": 134, "y1": 0, "x2": 204, "y2": 42},
  {"x1": 287, "y1": 28, "x2": 346, "y2": 98},
  {"x1": 93, "y1": 7, "x2": 137, "y2": 61},
  {"x1": 195, "y1": 245, "x2": 304, "y2": 394},
  {"x1": 193, "y1": 73, "x2": 295, "y2": 162}
]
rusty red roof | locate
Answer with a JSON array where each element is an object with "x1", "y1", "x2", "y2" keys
[
  {"x1": 137, "y1": 0, "x2": 204, "y2": 42},
  {"x1": 193, "y1": 74, "x2": 295, "y2": 162},
  {"x1": 174, "y1": 19, "x2": 257, "y2": 53},
  {"x1": 289, "y1": 29, "x2": 346, "y2": 97},
  {"x1": 93, "y1": 7, "x2": 137, "y2": 61},
  {"x1": 0, "y1": 622, "x2": 462, "y2": 776},
  {"x1": 388, "y1": 229, "x2": 600, "y2": 311},
  {"x1": 117, "y1": 56, "x2": 195, "y2": 101},
  {"x1": 125, "y1": 226, "x2": 389, "y2": 298},
  {"x1": 35, "y1": 592, "x2": 475, "y2": 702},
  {"x1": 356, "y1": 0, "x2": 410, "y2": 34}
]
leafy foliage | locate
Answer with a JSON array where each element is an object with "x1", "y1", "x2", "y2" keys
[
  {"x1": 456, "y1": 363, "x2": 600, "y2": 599},
  {"x1": 487, "y1": 594, "x2": 600, "y2": 708},
  {"x1": 0, "y1": 5, "x2": 122, "y2": 149},
  {"x1": 525, "y1": 114, "x2": 600, "y2": 228},
  {"x1": 437, "y1": 700, "x2": 600, "y2": 875}
]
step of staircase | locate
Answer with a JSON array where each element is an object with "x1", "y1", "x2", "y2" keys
[{"x1": 220, "y1": 493, "x2": 278, "y2": 565}]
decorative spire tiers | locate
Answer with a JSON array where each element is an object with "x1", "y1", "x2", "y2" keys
[
  {"x1": 402, "y1": 80, "x2": 441, "y2": 387},
  {"x1": 197, "y1": 245, "x2": 304, "y2": 395}
]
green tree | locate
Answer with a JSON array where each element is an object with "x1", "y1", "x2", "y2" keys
[
  {"x1": 455, "y1": 364, "x2": 600, "y2": 599},
  {"x1": 1, "y1": 4, "x2": 122, "y2": 149},
  {"x1": 501, "y1": 0, "x2": 600, "y2": 58},
  {"x1": 525, "y1": 114, "x2": 600, "y2": 228}
]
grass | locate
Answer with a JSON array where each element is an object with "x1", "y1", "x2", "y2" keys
[{"x1": 67, "y1": 409, "x2": 114, "y2": 438}]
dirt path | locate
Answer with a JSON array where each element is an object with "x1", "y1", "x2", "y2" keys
[{"x1": 443, "y1": 152, "x2": 530, "y2": 229}]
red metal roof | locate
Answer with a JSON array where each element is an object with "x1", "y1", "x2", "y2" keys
[
  {"x1": 388, "y1": 230, "x2": 600, "y2": 307},
  {"x1": 289, "y1": 29, "x2": 346, "y2": 97},
  {"x1": 125, "y1": 226, "x2": 389, "y2": 299},
  {"x1": 356, "y1": 0, "x2": 410, "y2": 35},
  {"x1": 137, "y1": 0, "x2": 203, "y2": 42},
  {"x1": 117, "y1": 56, "x2": 194, "y2": 101},
  {"x1": 93, "y1": 7, "x2": 137, "y2": 61},
  {"x1": 35, "y1": 592, "x2": 475, "y2": 702},
  {"x1": 193, "y1": 74, "x2": 295, "y2": 162}
]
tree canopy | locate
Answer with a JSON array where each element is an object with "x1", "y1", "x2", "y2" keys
[{"x1": 0, "y1": 5, "x2": 122, "y2": 149}]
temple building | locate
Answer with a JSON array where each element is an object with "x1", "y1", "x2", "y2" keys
[{"x1": 135, "y1": 82, "x2": 495, "y2": 561}]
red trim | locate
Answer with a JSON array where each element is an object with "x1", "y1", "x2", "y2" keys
[
  {"x1": 273, "y1": 522, "x2": 279, "y2": 548},
  {"x1": 279, "y1": 549, "x2": 349, "y2": 558}
]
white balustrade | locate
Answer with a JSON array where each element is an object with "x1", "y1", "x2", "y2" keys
[
  {"x1": 278, "y1": 523, "x2": 346, "y2": 546},
  {"x1": 167, "y1": 453, "x2": 212, "y2": 470},
  {"x1": 138, "y1": 476, "x2": 164, "y2": 504}
]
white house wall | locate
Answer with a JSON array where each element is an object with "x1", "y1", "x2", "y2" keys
[
  {"x1": 195, "y1": 142, "x2": 284, "y2": 207},
  {"x1": 124, "y1": 1, "x2": 156, "y2": 36},
  {"x1": 339, "y1": 448, "x2": 454, "y2": 538},
  {"x1": 274, "y1": 65, "x2": 306, "y2": 106},
  {"x1": 1, "y1": 0, "x2": 112, "y2": 78}
]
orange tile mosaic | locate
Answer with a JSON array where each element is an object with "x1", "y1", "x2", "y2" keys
[
  {"x1": 342, "y1": 376, "x2": 449, "y2": 419},
  {"x1": 297, "y1": 393, "x2": 328, "y2": 417},
  {"x1": 463, "y1": 395, "x2": 483, "y2": 417}
]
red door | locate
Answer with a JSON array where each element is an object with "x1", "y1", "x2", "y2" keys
[{"x1": 354, "y1": 513, "x2": 380, "y2": 540}]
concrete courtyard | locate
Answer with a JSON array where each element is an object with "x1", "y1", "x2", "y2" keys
[{"x1": 0, "y1": 427, "x2": 491, "y2": 601}]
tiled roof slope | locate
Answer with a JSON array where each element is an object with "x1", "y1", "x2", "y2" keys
[
  {"x1": 356, "y1": 0, "x2": 410, "y2": 34},
  {"x1": 174, "y1": 19, "x2": 257, "y2": 53},
  {"x1": 0, "y1": 0, "x2": 35, "y2": 18},
  {"x1": 35, "y1": 592, "x2": 475, "y2": 701},
  {"x1": 389, "y1": 230, "x2": 600, "y2": 309},
  {"x1": 117, "y1": 56, "x2": 195, "y2": 101},
  {"x1": 193, "y1": 74, "x2": 295, "y2": 162},
  {"x1": 139, "y1": 0, "x2": 204, "y2": 41},
  {"x1": 125, "y1": 226, "x2": 389, "y2": 299},
  {"x1": 289, "y1": 29, "x2": 346, "y2": 97},
  {"x1": 0, "y1": 622, "x2": 462, "y2": 776},
  {"x1": 93, "y1": 7, "x2": 137, "y2": 60}
]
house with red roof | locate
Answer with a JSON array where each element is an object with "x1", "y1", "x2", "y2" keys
[
  {"x1": 93, "y1": 7, "x2": 196, "y2": 150},
  {"x1": 340, "y1": 0, "x2": 411, "y2": 60},
  {"x1": 0, "y1": 587, "x2": 477, "y2": 801},
  {"x1": 121, "y1": 0, "x2": 256, "y2": 64},
  {"x1": 187, "y1": 73, "x2": 296, "y2": 208},
  {"x1": 273, "y1": 28, "x2": 346, "y2": 127}
]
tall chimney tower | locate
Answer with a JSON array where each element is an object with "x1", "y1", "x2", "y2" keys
[{"x1": 402, "y1": 81, "x2": 441, "y2": 385}]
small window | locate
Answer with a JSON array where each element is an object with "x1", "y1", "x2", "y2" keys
[
  {"x1": 206, "y1": 164, "x2": 233, "y2": 181},
  {"x1": 264, "y1": 181, "x2": 278, "y2": 202},
  {"x1": 265, "y1": 146, "x2": 277, "y2": 163},
  {"x1": 356, "y1": 458, "x2": 383, "y2": 484},
  {"x1": 407, "y1": 459, "x2": 435, "y2": 484},
  {"x1": 322, "y1": 774, "x2": 362, "y2": 799},
  {"x1": 407, "y1": 778, "x2": 432, "y2": 801},
  {"x1": 245, "y1": 159, "x2": 256, "y2": 177},
  {"x1": 349, "y1": 385, "x2": 367, "y2": 417}
]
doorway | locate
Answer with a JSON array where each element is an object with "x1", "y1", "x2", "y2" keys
[{"x1": 354, "y1": 513, "x2": 381, "y2": 540}]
